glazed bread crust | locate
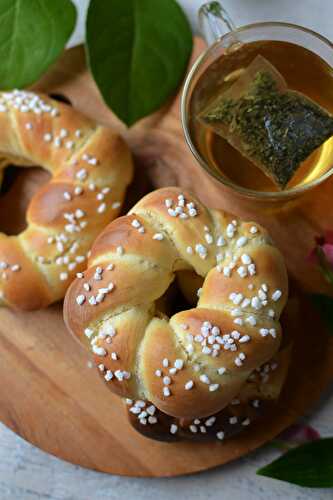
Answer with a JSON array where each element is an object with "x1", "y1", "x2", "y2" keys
[
  {"x1": 0, "y1": 90, "x2": 133, "y2": 310},
  {"x1": 64, "y1": 187, "x2": 288, "y2": 422}
]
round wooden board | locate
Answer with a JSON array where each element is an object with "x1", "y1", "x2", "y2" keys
[{"x1": 0, "y1": 40, "x2": 333, "y2": 477}]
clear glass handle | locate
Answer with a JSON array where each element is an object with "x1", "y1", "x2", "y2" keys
[{"x1": 199, "y1": 1, "x2": 237, "y2": 45}]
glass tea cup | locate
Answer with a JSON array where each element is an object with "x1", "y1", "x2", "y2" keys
[{"x1": 181, "y1": 1, "x2": 333, "y2": 201}]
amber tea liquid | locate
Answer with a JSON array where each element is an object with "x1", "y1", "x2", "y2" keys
[{"x1": 189, "y1": 40, "x2": 333, "y2": 191}]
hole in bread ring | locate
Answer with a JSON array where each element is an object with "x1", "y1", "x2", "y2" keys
[
  {"x1": 64, "y1": 187, "x2": 288, "y2": 422},
  {"x1": 0, "y1": 90, "x2": 133, "y2": 310},
  {"x1": 0, "y1": 166, "x2": 51, "y2": 235}
]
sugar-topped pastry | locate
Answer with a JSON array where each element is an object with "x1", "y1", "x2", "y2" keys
[
  {"x1": 0, "y1": 90, "x2": 133, "y2": 309},
  {"x1": 64, "y1": 187, "x2": 288, "y2": 441}
]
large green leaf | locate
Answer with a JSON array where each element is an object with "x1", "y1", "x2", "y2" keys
[
  {"x1": 0, "y1": 0, "x2": 77, "y2": 88},
  {"x1": 257, "y1": 438, "x2": 333, "y2": 487},
  {"x1": 86, "y1": 0, "x2": 193, "y2": 126}
]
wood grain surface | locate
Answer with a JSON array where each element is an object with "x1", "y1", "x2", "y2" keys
[{"x1": 0, "y1": 39, "x2": 332, "y2": 477}]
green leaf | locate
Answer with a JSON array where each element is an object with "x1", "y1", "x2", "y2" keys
[
  {"x1": 257, "y1": 438, "x2": 333, "y2": 488},
  {"x1": 310, "y1": 293, "x2": 333, "y2": 336},
  {"x1": 0, "y1": 0, "x2": 77, "y2": 88},
  {"x1": 85, "y1": 0, "x2": 193, "y2": 126}
]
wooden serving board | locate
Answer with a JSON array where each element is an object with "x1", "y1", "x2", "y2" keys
[{"x1": 0, "y1": 39, "x2": 333, "y2": 477}]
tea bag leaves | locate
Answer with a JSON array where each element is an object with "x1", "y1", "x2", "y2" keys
[{"x1": 199, "y1": 55, "x2": 333, "y2": 189}]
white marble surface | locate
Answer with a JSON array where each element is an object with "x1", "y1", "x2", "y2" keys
[
  {"x1": 69, "y1": 0, "x2": 333, "y2": 47},
  {"x1": 1, "y1": 1, "x2": 333, "y2": 499}
]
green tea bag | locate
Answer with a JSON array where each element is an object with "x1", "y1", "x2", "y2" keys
[{"x1": 199, "y1": 55, "x2": 333, "y2": 189}]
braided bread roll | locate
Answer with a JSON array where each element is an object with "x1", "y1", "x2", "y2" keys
[
  {"x1": 64, "y1": 187, "x2": 288, "y2": 426},
  {"x1": 0, "y1": 90, "x2": 133, "y2": 310}
]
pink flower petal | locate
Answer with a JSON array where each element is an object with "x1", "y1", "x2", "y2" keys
[
  {"x1": 279, "y1": 423, "x2": 321, "y2": 445},
  {"x1": 322, "y1": 243, "x2": 333, "y2": 266}
]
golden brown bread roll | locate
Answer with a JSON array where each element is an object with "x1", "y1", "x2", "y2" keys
[
  {"x1": 64, "y1": 187, "x2": 288, "y2": 440},
  {"x1": 0, "y1": 90, "x2": 133, "y2": 310}
]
